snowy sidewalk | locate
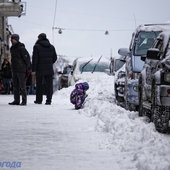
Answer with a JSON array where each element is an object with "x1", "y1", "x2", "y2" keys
[
  {"x1": 1, "y1": 72, "x2": 170, "y2": 170},
  {"x1": 0, "y1": 95, "x2": 118, "y2": 170}
]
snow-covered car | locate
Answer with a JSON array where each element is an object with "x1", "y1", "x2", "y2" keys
[
  {"x1": 70, "y1": 57, "x2": 110, "y2": 83},
  {"x1": 118, "y1": 23, "x2": 169, "y2": 111},
  {"x1": 138, "y1": 30, "x2": 170, "y2": 133},
  {"x1": 53, "y1": 55, "x2": 72, "y2": 91},
  {"x1": 114, "y1": 56, "x2": 126, "y2": 105},
  {"x1": 57, "y1": 65, "x2": 74, "y2": 90}
]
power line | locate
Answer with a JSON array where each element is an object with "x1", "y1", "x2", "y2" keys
[
  {"x1": 52, "y1": 0, "x2": 58, "y2": 44},
  {"x1": 52, "y1": 0, "x2": 58, "y2": 28},
  {"x1": 52, "y1": 26, "x2": 133, "y2": 34}
]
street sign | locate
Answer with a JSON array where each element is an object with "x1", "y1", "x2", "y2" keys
[{"x1": 0, "y1": 2, "x2": 23, "y2": 17}]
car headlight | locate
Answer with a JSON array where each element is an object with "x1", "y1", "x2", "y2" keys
[
  {"x1": 133, "y1": 85, "x2": 138, "y2": 92},
  {"x1": 118, "y1": 71, "x2": 125, "y2": 79},
  {"x1": 164, "y1": 72, "x2": 170, "y2": 83}
]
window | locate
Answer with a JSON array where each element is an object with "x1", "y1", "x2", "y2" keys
[
  {"x1": 154, "y1": 38, "x2": 163, "y2": 51},
  {"x1": 134, "y1": 31, "x2": 161, "y2": 56},
  {"x1": 79, "y1": 62, "x2": 109, "y2": 73},
  {"x1": 114, "y1": 59, "x2": 125, "y2": 72}
]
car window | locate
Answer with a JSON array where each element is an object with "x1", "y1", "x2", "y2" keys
[
  {"x1": 79, "y1": 62, "x2": 109, "y2": 73},
  {"x1": 154, "y1": 38, "x2": 163, "y2": 51},
  {"x1": 95, "y1": 62, "x2": 109, "y2": 72},
  {"x1": 134, "y1": 31, "x2": 161, "y2": 56},
  {"x1": 79, "y1": 63, "x2": 94, "y2": 72},
  {"x1": 63, "y1": 66, "x2": 73, "y2": 74},
  {"x1": 114, "y1": 59, "x2": 125, "y2": 72}
]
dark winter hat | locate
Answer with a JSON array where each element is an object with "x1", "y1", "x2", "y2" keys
[
  {"x1": 82, "y1": 82, "x2": 89, "y2": 90},
  {"x1": 38, "y1": 33, "x2": 47, "y2": 40},
  {"x1": 11, "y1": 34, "x2": 20, "y2": 42}
]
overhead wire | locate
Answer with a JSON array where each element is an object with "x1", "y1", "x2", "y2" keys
[
  {"x1": 52, "y1": 0, "x2": 58, "y2": 44},
  {"x1": 52, "y1": 27, "x2": 133, "y2": 34}
]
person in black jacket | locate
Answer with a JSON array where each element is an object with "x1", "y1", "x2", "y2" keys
[
  {"x1": 32, "y1": 33, "x2": 57, "y2": 105},
  {"x1": 9, "y1": 34, "x2": 31, "y2": 106}
]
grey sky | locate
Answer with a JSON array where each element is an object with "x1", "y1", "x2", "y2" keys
[{"x1": 9, "y1": 0, "x2": 170, "y2": 59}]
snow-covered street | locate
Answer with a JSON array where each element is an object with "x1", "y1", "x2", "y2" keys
[
  {"x1": 1, "y1": 73, "x2": 170, "y2": 170},
  {"x1": 0, "y1": 96, "x2": 117, "y2": 170}
]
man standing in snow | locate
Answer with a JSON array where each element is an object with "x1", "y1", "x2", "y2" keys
[
  {"x1": 9, "y1": 34, "x2": 31, "y2": 106},
  {"x1": 32, "y1": 33, "x2": 57, "y2": 105}
]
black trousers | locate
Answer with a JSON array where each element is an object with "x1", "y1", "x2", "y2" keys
[
  {"x1": 36, "y1": 75, "x2": 53, "y2": 103},
  {"x1": 12, "y1": 72, "x2": 27, "y2": 103}
]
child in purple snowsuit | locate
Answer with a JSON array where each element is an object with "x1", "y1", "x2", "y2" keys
[{"x1": 70, "y1": 82, "x2": 89, "y2": 109}]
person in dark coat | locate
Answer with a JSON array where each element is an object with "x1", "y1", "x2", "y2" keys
[
  {"x1": 32, "y1": 33, "x2": 57, "y2": 105},
  {"x1": 9, "y1": 34, "x2": 31, "y2": 106},
  {"x1": 70, "y1": 82, "x2": 89, "y2": 109},
  {"x1": 1, "y1": 58, "x2": 12, "y2": 94}
]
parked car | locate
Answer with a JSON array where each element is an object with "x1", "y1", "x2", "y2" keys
[
  {"x1": 53, "y1": 55, "x2": 72, "y2": 91},
  {"x1": 118, "y1": 23, "x2": 169, "y2": 111},
  {"x1": 138, "y1": 30, "x2": 170, "y2": 133},
  {"x1": 114, "y1": 56, "x2": 126, "y2": 106},
  {"x1": 70, "y1": 56, "x2": 110, "y2": 83},
  {"x1": 57, "y1": 65, "x2": 73, "y2": 90}
]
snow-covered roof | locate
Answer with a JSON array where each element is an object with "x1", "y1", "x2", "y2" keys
[
  {"x1": 73, "y1": 56, "x2": 110, "y2": 64},
  {"x1": 135, "y1": 23, "x2": 170, "y2": 33},
  {"x1": 158, "y1": 30, "x2": 170, "y2": 51},
  {"x1": 114, "y1": 55, "x2": 126, "y2": 60},
  {"x1": 159, "y1": 30, "x2": 170, "y2": 39}
]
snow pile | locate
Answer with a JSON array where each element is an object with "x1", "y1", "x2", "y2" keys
[{"x1": 56, "y1": 72, "x2": 170, "y2": 170}]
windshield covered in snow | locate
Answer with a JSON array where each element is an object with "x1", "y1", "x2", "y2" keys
[
  {"x1": 114, "y1": 59, "x2": 125, "y2": 72},
  {"x1": 134, "y1": 31, "x2": 161, "y2": 56},
  {"x1": 79, "y1": 62, "x2": 109, "y2": 73}
]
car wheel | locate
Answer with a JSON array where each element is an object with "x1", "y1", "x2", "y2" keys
[
  {"x1": 138, "y1": 77, "x2": 144, "y2": 116},
  {"x1": 151, "y1": 81, "x2": 156, "y2": 122},
  {"x1": 123, "y1": 80, "x2": 129, "y2": 110},
  {"x1": 152, "y1": 83, "x2": 169, "y2": 133},
  {"x1": 125, "y1": 92, "x2": 130, "y2": 110},
  {"x1": 114, "y1": 84, "x2": 118, "y2": 101},
  {"x1": 125, "y1": 96, "x2": 134, "y2": 111},
  {"x1": 153, "y1": 106, "x2": 169, "y2": 133},
  {"x1": 58, "y1": 79, "x2": 62, "y2": 90}
]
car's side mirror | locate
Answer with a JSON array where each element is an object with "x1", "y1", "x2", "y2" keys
[
  {"x1": 141, "y1": 55, "x2": 146, "y2": 61},
  {"x1": 118, "y1": 48, "x2": 130, "y2": 57},
  {"x1": 146, "y1": 48, "x2": 161, "y2": 60}
]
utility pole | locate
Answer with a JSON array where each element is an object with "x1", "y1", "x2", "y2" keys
[{"x1": 0, "y1": 0, "x2": 25, "y2": 68}]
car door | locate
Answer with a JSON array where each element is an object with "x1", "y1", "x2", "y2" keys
[{"x1": 144, "y1": 37, "x2": 164, "y2": 100}]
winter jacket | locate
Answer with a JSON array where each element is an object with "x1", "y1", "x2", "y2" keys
[
  {"x1": 70, "y1": 83, "x2": 87, "y2": 109},
  {"x1": 32, "y1": 39, "x2": 57, "y2": 76},
  {"x1": 10, "y1": 42, "x2": 31, "y2": 73},
  {"x1": 1, "y1": 61, "x2": 12, "y2": 78}
]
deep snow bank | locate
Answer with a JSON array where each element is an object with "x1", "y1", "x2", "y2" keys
[{"x1": 55, "y1": 72, "x2": 170, "y2": 170}]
